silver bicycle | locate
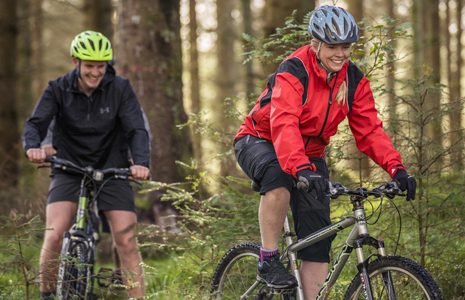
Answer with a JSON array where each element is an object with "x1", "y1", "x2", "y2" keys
[{"x1": 210, "y1": 181, "x2": 442, "y2": 299}]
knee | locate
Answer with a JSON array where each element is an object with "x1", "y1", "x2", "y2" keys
[
  {"x1": 263, "y1": 187, "x2": 290, "y2": 201},
  {"x1": 113, "y1": 234, "x2": 138, "y2": 256},
  {"x1": 43, "y1": 230, "x2": 65, "y2": 251}
]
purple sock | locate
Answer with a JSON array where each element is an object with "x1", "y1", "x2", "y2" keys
[{"x1": 260, "y1": 247, "x2": 279, "y2": 263}]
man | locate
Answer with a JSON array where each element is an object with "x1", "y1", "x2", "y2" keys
[{"x1": 23, "y1": 30, "x2": 150, "y2": 299}]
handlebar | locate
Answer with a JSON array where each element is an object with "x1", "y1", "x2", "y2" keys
[
  {"x1": 46, "y1": 156, "x2": 132, "y2": 181},
  {"x1": 328, "y1": 181, "x2": 404, "y2": 199}
]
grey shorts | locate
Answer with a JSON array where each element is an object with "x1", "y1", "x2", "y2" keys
[
  {"x1": 48, "y1": 172, "x2": 135, "y2": 212},
  {"x1": 234, "y1": 134, "x2": 333, "y2": 262}
]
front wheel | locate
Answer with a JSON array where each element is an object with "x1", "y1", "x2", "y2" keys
[
  {"x1": 344, "y1": 256, "x2": 442, "y2": 300},
  {"x1": 210, "y1": 242, "x2": 296, "y2": 300},
  {"x1": 56, "y1": 235, "x2": 94, "y2": 300}
]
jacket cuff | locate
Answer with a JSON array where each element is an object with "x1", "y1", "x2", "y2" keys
[
  {"x1": 292, "y1": 162, "x2": 316, "y2": 178},
  {"x1": 390, "y1": 164, "x2": 406, "y2": 178}
]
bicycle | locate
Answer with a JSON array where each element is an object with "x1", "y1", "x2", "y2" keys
[
  {"x1": 45, "y1": 156, "x2": 132, "y2": 299},
  {"x1": 210, "y1": 181, "x2": 442, "y2": 299}
]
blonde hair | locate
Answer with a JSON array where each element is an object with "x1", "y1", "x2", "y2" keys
[{"x1": 335, "y1": 79, "x2": 347, "y2": 106}]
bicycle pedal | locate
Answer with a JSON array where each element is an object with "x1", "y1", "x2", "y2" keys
[{"x1": 97, "y1": 267, "x2": 113, "y2": 288}]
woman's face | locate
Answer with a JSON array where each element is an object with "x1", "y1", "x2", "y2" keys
[{"x1": 318, "y1": 43, "x2": 352, "y2": 72}]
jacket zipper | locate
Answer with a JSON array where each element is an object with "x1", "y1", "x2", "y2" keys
[
  {"x1": 316, "y1": 72, "x2": 338, "y2": 138},
  {"x1": 87, "y1": 95, "x2": 93, "y2": 120}
]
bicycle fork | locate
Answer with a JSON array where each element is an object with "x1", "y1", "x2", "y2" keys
[{"x1": 353, "y1": 201, "x2": 394, "y2": 300}]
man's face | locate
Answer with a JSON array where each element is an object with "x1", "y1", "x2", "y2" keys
[
  {"x1": 73, "y1": 58, "x2": 107, "y2": 92},
  {"x1": 318, "y1": 43, "x2": 352, "y2": 72}
]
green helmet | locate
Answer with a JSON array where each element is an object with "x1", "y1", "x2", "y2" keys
[{"x1": 70, "y1": 30, "x2": 113, "y2": 61}]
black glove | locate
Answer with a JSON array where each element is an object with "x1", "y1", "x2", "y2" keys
[
  {"x1": 296, "y1": 169, "x2": 328, "y2": 200},
  {"x1": 393, "y1": 169, "x2": 416, "y2": 201}
]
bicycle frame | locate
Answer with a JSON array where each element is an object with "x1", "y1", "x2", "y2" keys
[{"x1": 240, "y1": 197, "x2": 387, "y2": 300}]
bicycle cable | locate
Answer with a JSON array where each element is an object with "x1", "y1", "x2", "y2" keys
[
  {"x1": 363, "y1": 187, "x2": 403, "y2": 256},
  {"x1": 365, "y1": 196, "x2": 384, "y2": 225},
  {"x1": 385, "y1": 196, "x2": 402, "y2": 255}
]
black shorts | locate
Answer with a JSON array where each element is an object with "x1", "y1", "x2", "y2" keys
[
  {"x1": 234, "y1": 135, "x2": 333, "y2": 262},
  {"x1": 48, "y1": 172, "x2": 135, "y2": 212}
]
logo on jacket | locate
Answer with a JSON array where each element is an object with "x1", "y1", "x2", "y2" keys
[{"x1": 100, "y1": 107, "x2": 110, "y2": 114}]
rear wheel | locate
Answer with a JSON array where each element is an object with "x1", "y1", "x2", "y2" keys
[
  {"x1": 56, "y1": 236, "x2": 93, "y2": 299},
  {"x1": 210, "y1": 242, "x2": 296, "y2": 299},
  {"x1": 344, "y1": 256, "x2": 442, "y2": 300}
]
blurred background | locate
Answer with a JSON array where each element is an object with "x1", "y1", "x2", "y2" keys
[{"x1": 0, "y1": 0, "x2": 464, "y2": 298}]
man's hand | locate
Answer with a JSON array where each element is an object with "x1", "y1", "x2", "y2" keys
[
  {"x1": 130, "y1": 165, "x2": 150, "y2": 180},
  {"x1": 41, "y1": 144, "x2": 57, "y2": 157},
  {"x1": 393, "y1": 169, "x2": 416, "y2": 201},
  {"x1": 26, "y1": 148, "x2": 46, "y2": 164},
  {"x1": 296, "y1": 169, "x2": 328, "y2": 200}
]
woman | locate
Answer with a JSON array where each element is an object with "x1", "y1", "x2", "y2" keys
[{"x1": 233, "y1": 5, "x2": 416, "y2": 299}]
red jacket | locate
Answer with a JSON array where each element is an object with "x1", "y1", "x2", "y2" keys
[{"x1": 235, "y1": 45, "x2": 405, "y2": 178}]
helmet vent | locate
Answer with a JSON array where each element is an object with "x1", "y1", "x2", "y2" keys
[
  {"x1": 308, "y1": 5, "x2": 359, "y2": 44},
  {"x1": 70, "y1": 30, "x2": 113, "y2": 61}
]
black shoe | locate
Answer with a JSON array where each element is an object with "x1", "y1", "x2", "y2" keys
[{"x1": 257, "y1": 255, "x2": 297, "y2": 289}]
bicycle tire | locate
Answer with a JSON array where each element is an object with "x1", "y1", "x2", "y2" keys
[
  {"x1": 56, "y1": 239, "x2": 93, "y2": 300},
  {"x1": 210, "y1": 242, "x2": 296, "y2": 300},
  {"x1": 344, "y1": 256, "x2": 442, "y2": 300}
]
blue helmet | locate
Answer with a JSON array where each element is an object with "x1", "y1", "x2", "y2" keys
[{"x1": 308, "y1": 5, "x2": 359, "y2": 44}]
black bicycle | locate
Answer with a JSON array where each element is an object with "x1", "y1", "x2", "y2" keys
[
  {"x1": 210, "y1": 181, "x2": 442, "y2": 299},
  {"x1": 46, "y1": 156, "x2": 132, "y2": 300}
]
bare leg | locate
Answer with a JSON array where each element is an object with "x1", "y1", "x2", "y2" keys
[
  {"x1": 258, "y1": 187, "x2": 291, "y2": 250},
  {"x1": 39, "y1": 201, "x2": 77, "y2": 292},
  {"x1": 105, "y1": 210, "x2": 144, "y2": 299},
  {"x1": 300, "y1": 261, "x2": 328, "y2": 299}
]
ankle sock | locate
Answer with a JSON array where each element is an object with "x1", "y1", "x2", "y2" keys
[{"x1": 260, "y1": 247, "x2": 279, "y2": 263}]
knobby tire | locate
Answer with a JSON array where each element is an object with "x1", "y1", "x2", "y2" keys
[
  {"x1": 210, "y1": 242, "x2": 296, "y2": 300},
  {"x1": 344, "y1": 256, "x2": 442, "y2": 300},
  {"x1": 56, "y1": 239, "x2": 93, "y2": 300}
]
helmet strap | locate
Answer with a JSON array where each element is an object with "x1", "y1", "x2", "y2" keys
[
  {"x1": 76, "y1": 59, "x2": 82, "y2": 79},
  {"x1": 315, "y1": 41, "x2": 332, "y2": 74}
]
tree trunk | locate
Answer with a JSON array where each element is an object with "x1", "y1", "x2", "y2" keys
[
  {"x1": 241, "y1": 0, "x2": 254, "y2": 98},
  {"x1": 424, "y1": 0, "x2": 443, "y2": 171},
  {"x1": 216, "y1": 0, "x2": 238, "y2": 176},
  {"x1": 0, "y1": 0, "x2": 19, "y2": 189},
  {"x1": 386, "y1": 0, "x2": 398, "y2": 136},
  {"x1": 347, "y1": 0, "x2": 370, "y2": 181},
  {"x1": 31, "y1": 0, "x2": 43, "y2": 102},
  {"x1": 449, "y1": 0, "x2": 464, "y2": 170},
  {"x1": 412, "y1": 0, "x2": 424, "y2": 78},
  {"x1": 82, "y1": 0, "x2": 113, "y2": 39},
  {"x1": 17, "y1": 0, "x2": 36, "y2": 202},
  {"x1": 262, "y1": 0, "x2": 315, "y2": 74},
  {"x1": 117, "y1": 0, "x2": 192, "y2": 230},
  {"x1": 189, "y1": 0, "x2": 202, "y2": 163},
  {"x1": 116, "y1": 0, "x2": 192, "y2": 182}
]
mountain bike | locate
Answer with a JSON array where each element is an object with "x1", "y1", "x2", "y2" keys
[
  {"x1": 46, "y1": 156, "x2": 132, "y2": 300},
  {"x1": 210, "y1": 181, "x2": 442, "y2": 299}
]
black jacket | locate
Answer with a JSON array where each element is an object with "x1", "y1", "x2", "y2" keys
[{"x1": 23, "y1": 65, "x2": 150, "y2": 169}]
